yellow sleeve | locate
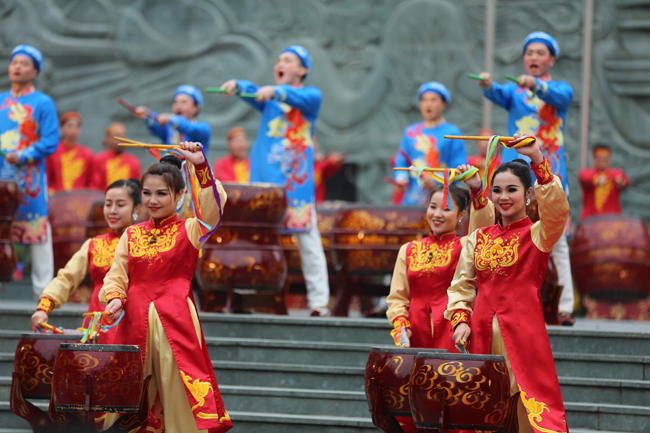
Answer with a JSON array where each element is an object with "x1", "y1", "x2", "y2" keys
[
  {"x1": 530, "y1": 159, "x2": 570, "y2": 253},
  {"x1": 444, "y1": 229, "x2": 478, "y2": 320},
  {"x1": 39, "y1": 239, "x2": 91, "y2": 310},
  {"x1": 99, "y1": 230, "x2": 130, "y2": 306},
  {"x1": 466, "y1": 195, "x2": 494, "y2": 241},
  {"x1": 386, "y1": 244, "x2": 410, "y2": 323},
  {"x1": 185, "y1": 162, "x2": 228, "y2": 250}
]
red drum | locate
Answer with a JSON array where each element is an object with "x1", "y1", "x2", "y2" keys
[
  {"x1": 282, "y1": 205, "x2": 339, "y2": 274},
  {"x1": 53, "y1": 343, "x2": 143, "y2": 413},
  {"x1": 49, "y1": 190, "x2": 104, "y2": 273},
  {"x1": 410, "y1": 352, "x2": 512, "y2": 431},
  {"x1": 13, "y1": 332, "x2": 83, "y2": 399},
  {"x1": 571, "y1": 215, "x2": 650, "y2": 301},
  {"x1": 365, "y1": 347, "x2": 447, "y2": 422},
  {"x1": 198, "y1": 183, "x2": 287, "y2": 291},
  {"x1": 334, "y1": 206, "x2": 429, "y2": 274},
  {"x1": 0, "y1": 180, "x2": 19, "y2": 282}
]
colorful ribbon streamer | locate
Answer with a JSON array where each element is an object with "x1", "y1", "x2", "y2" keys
[
  {"x1": 412, "y1": 166, "x2": 479, "y2": 211},
  {"x1": 171, "y1": 144, "x2": 223, "y2": 242},
  {"x1": 479, "y1": 135, "x2": 536, "y2": 205},
  {"x1": 80, "y1": 311, "x2": 125, "y2": 343}
]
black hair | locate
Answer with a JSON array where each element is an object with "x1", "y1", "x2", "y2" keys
[
  {"x1": 492, "y1": 159, "x2": 533, "y2": 191},
  {"x1": 106, "y1": 178, "x2": 142, "y2": 207},
  {"x1": 593, "y1": 144, "x2": 611, "y2": 154},
  {"x1": 142, "y1": 154, "x2": 185, "y2": 194},
  {"x1": 427, "y1": 184, "x2": 470, "y2": 214}
]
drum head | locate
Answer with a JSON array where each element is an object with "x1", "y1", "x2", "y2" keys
[
  {"x1": 20, "y1": 332, "x2": 82, "y2": 339},
  {"x1": 370, "y1": 346, "x2": 448, "y2": 355},
  {"x1": 58, "y1": 343, "x2": 141, "y2": 352},
  {"x1": 415, "y1": 352, "x2": 505, "y2": 362}
]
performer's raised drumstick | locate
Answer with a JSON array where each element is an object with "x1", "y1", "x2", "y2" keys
[
  {"x1": 115, "y1": 136, "x2": 192, "y2": 150},
  {"x1": 467, "y1": 73, "x2": 487, "y2": 81},
  {"x1": 205, "y1": 88, "x2": 258, "y2": 98},
  {"x1": 393, "y1": 167, "x2": 449, "y2": 173},
  {"x1": 444, "y1": 135, "x2": 516, "y2": 141},
  {"x1": 505, "y1": 74, "x2": 521, "y2": 85},
  {"x1": 116, "y1": 97, "x2": 158, "y2": 121}
]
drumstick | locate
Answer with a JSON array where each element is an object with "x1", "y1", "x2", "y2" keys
[
  {"x1": 83, "y1": 312, "x2": 111, "y2": 317},
  {"x1": 41, "y1": 322, "x2": 63, "y2": 334},
  {"x1": 118, "y1": 143, "x2": 180, "y2": 150},
  {"x1": 205, "y1": 88, "x2": 258, "y2": 98},
  {"x1": 505, "y1": 74, "x2": 521, "y2": 85},
  {"x1": 467, "y1": 73, "x2": 487, "y2": 81},
  {"x1": 116, "y1": 97, "x2": 158, "y2": 121},
  {"x1": 393, "y1": 167, "x2": 448, "y2": 173},
  {"x1": 444, "y1": 135, "x2": 516, "y2": 141}
]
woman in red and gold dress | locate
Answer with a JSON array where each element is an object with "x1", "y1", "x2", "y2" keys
[
  {"x1": 447, "y1": 134, "x2": 570, "y2": 433},
  {"x1": 387, "y1": 165, "x2": 494, "y2": 352},
  {"x1": 101, "y1": 141, "x2": 232, "y2": 433},
  {"x1": 31, "y1": 178, "x2": 141, "y2": 344}
]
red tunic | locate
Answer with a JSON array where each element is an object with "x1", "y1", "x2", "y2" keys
[
  {"x1": 405, "y1": 232, "x2": 463, "y2": 350},
  {"x1": 46, "y1": 142, "x2": 94, "y2": 193},
  {"x1": 213, "y1": 155, "x2": 250, "y2": 183},
  {"x1": 85, "y1": 230, "x2": 120, "y2": 344},
  {"x1": 578, "y1": 167, "x2": 628, "y2": 220},
  {"x1": 112, "y1": 215, "x2": 230, "y2": 431},
  {"x1": 91, "y1": 150, "x2": 141, "y2": 190},
  {"x1": 314, "y1": 157, "x2": 343, "y2": 203}
]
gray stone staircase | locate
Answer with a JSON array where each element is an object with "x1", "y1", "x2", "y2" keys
[{"x1": 0, "y1": 306, "x2": 648, "y2": 432}]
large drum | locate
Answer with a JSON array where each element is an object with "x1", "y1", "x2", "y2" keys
[
  {"x1": 53, "y1": 343, "x2": 143, "y2": 413},
  {"x1": 410, "y1": 352, "x2": 512, "y2": 431},
  {"x1": 49, "y1": 190, "x2": 104, "y2": 272},
  {"x1": 197, "y1": 183, "x2": 287, "y2": 291},
  {"x1": 571, "y1": 215, "x2": 650, "y2": 301},
  {"x1": 0, "y1": 180, "x2": 19, "y2": 282},
  {"x1": 365, "y1": 347, "x2": 447, "y2": 427},
  {"x1": 333, "y1": 206, "x2": 429, "y2": 274},
  {"x1": 282, "y1": 204, "x2": 339, "y2": 274},
  {"x1": 13, "y1": 332, "x2": 83, "y2": 399}
]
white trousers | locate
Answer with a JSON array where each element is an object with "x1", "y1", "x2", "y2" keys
[
  {"x1": 29, "y1": 222, "x2": 54, "y2": 297},
  {"x1": 551, "y1": 234, "x2": 574, "y2": 314},
  {"x1": 296, "y1": 210, "x2": 330, "y2": 310}
]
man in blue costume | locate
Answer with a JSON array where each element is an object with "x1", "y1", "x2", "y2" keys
[
  {"x1": 220, "y1": 46, "x2": 330, "y2": 316},
  {"x1": 135, "y1": 85, "x2": 212, "y2": 154},
  {"x1": 393, "y1": 82, "x2": 468, "y2": 206},
  {"x1": 477, "y1": 31, "x2": 576, "y2": 325},
  {"x1": 0, "y1": 45, "x2": 59, "y2": 296}
]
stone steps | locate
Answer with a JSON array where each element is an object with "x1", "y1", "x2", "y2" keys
[{"x1": 1, "y1": 306, "x2": 649, "y2": 431}]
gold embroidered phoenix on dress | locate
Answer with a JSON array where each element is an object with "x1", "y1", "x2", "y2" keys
[
  {"x1": 475, "y1": 231, "x2": 521, "y2": 276},
  {"x1": 91, "y1": 237, "x2": 119, "y2": 268},
  {"x1": 408, "y1": 239, "x2": 455, "y2": 273},
  {"x1": 129, "y1": 224, "x2": 180, "y2": 265}
]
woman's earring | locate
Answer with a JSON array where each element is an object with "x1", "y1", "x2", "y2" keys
[
  {"x1": 132, "y1": 213, "x2": 138, "y2": 221},
  {"x1": 458, "y1": 220, "x2": 462, "y2": 224},
  {"x1": 526, "y1": 199, "x2": 531, "y2": 206},
  {"x1": 176, "y1": 201, "x2": 182, "y2": 210}
]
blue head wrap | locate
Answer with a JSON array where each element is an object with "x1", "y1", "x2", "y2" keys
[
  {"x1": 523, "y1": 32, "x2": 560, "y2": 58},
  {"x1": 10, "y1": 45, "x2": 44, "y2": 73},
  {"x1": 174, "y1": 85, "x2": 204, "y2": 108},
  {"x1": 418, "y1": 82, "x2": 451, "y2": 104},
  {"x1": 281, "y1": 45, "x2": 312, "y2": 79}
]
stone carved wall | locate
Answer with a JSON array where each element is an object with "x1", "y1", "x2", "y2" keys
[{"x1": 0, "y1": 0, "x2": 647, "y2": 221}]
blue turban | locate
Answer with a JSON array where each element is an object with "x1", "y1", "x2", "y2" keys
[
  {"x1": 281, "y1": 45, "x2": 312, "y2": 79},
  {"x1": 418, "y1": 82, "x2": 451, "y2": 104},
  {"x1": 10, "y1": 45, "x2": 44, "y2": 73},
  {"x1": 523, "y1": 32, "x2": 560, "y2": 58},
  {"x1": 174, "y1": 85, "x2": 204, "y2": 108}
]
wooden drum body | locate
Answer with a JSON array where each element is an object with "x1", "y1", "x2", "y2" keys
[
  {"x1": 410, "y1": 353, "x2": 511, "y2": 431},
  {"x1": 365, "y1": 347, "x2": 447, "y2": 420},
  {"x1": 198, "y1": 183, "x2": 287, "y2": 291},
  {"x1": 53, "y1": 343, "x2": 143, "y2": 413},
  {"x1": 49, "y1": 190, "x2": 104, "y2": 272},
  {"x1": 13, "y1": 333, "x2": 82, "y2": 399},
  {"x1": 334, "y1": 206, "x2": 429, "y2": 274},
  {"x1": 0, "y1": 180, "x2": 19, "y2": 282},
  {"x1": 571, "y1": 215, "x2": 650, "y2": 301}
]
